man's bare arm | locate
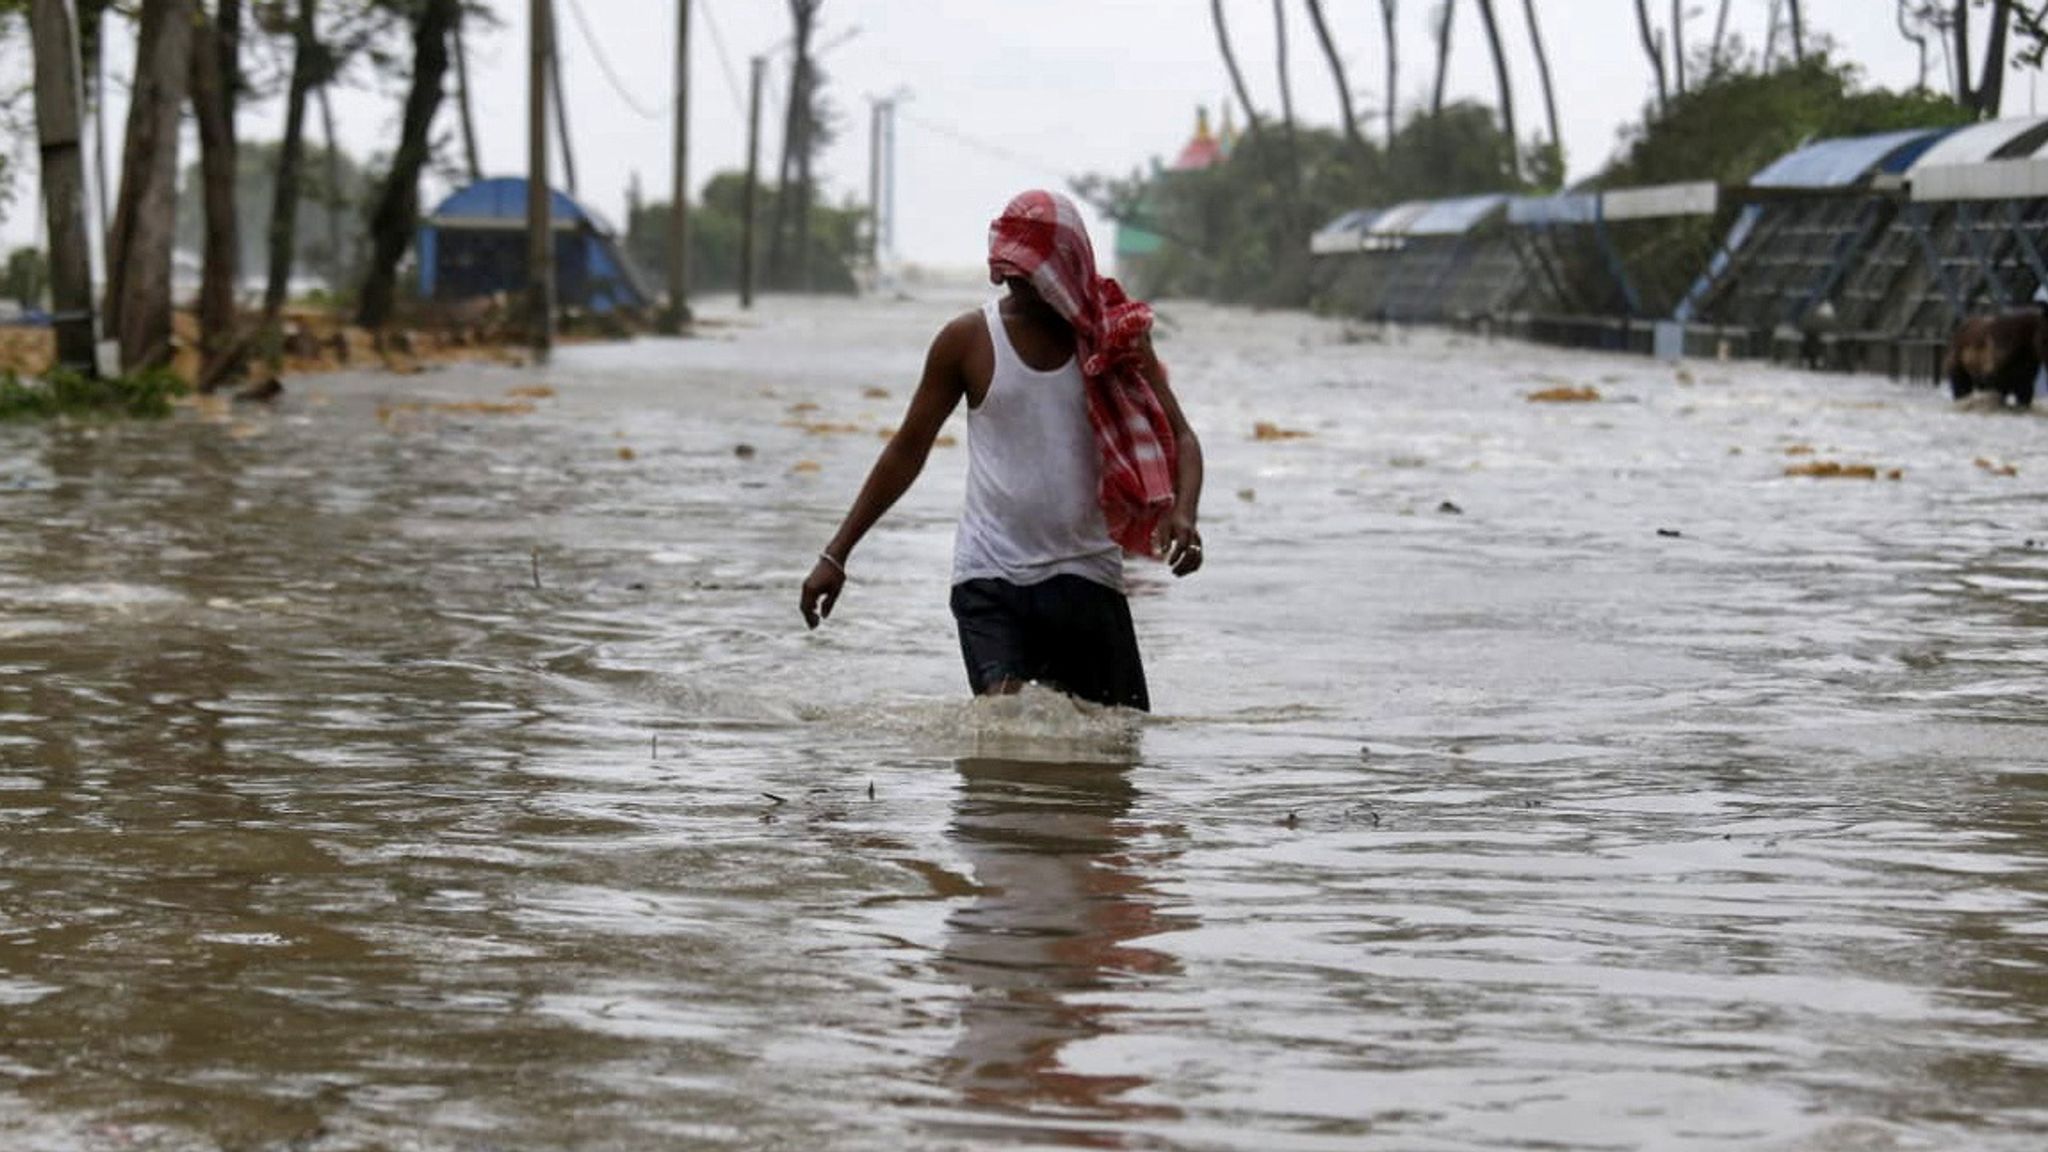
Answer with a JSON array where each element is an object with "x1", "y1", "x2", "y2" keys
[
  {"x1": 1141, "y1": 338, "x2": 1205, "y2": 577},
  {"x1": 800, "y1": 316, "x2": 974, "y2": 628}
]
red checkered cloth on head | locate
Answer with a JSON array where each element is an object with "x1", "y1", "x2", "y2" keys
[{"x1": 987, "y1": 190, "x2": 1179, "y2": 557}]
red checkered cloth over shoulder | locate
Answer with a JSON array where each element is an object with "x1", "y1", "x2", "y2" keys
[{"x1": 986, "y1": 189, "x2": 1179, "y2": 557}]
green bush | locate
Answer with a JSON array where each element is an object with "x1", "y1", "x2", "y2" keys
[{"x1": 0, "y1": 366, "x2": 188, "y2": 421}]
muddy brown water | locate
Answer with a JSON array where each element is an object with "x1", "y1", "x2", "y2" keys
[{"x1": 1, "y1": 294, "x2": 2045, "y2": 1150}]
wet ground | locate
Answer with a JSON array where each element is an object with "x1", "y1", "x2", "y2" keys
[{"x1": 1, "y1": 292, "x2": 2045, "y2": 1150}]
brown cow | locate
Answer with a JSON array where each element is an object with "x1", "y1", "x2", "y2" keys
[{"x1": 1942, "y1": 307, "x2": 2044, "y2": 408}]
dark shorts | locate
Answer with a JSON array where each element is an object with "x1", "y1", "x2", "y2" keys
[{"x1": 949, "y1": 575, "x2": 1150, "y2": 712}]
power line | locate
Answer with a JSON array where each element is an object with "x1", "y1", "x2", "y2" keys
[
  {"x1": 560, "y1": 0, "x2": 665, "y2": 121},
  {"x1": 894, "y1": 108, "x2": 1074, "y2": 184},
  {"x1": 697, "y1": 0, "x2": 747, "y2": 115}
]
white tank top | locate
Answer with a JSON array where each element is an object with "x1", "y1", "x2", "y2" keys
[{"x1": 952, "y1": 300, "x2": 1123, "y2": 590}]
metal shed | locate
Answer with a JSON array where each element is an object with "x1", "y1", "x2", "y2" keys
[
  {"x1": 417, "y1": 178, "x2": 655, "y2": 315},
  {"x1": 1677, "y1": 127, "x2": 1955, "y2": 334},
  {"x1": 1314, "y1": 194, "x2": 1516, "y2": 323}
]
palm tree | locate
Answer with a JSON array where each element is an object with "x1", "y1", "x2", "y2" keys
[
  {"x1": 1303, "y1": 0, "x2": 1370, "y2": 162},
  {"x1": 1634, "y1": 0, "x2": 1668, "y2": 112},
  {"x1": 1521, "y1": 0, "x2": 1561, "y2": 171},
  {"x1": 1670, "y1": 0, "x2": 1686, "y2": 94},
  {"x1": 1472, "y1": 0, "x2": 1518, "y2": 179},
  {"x1": 1380, "y1": 0, "x2": 1400, "y2": 145},
  {"x1": 1211, "y1": 0, "x2": 1267, "y2": 154},
  {"x1": 1432, "y1": 0, "x2": 1457, "y2": 116},
  {"x1": 1273, "y1": 0, "x2": 1305, "y2": 205},
  {"x1": 1953, "y1": 0, "x2": 2017, "y2": 117}
]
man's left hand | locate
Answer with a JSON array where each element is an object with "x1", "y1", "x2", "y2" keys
[{"x1": 1158, "y1": 513, "x2": 1203, "y2": 577}]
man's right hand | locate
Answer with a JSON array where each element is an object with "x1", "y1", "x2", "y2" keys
[{"x1": 800, "y1": 558, "x2": 845, "y2": 629}]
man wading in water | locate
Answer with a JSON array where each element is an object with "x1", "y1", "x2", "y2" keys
[{"x1": 799, "y1": 190, "x2": 1204, "y2": 711}]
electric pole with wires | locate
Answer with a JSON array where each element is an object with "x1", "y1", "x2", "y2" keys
[{"x1": 665, "y1": 0, "x2": 693, "y2": 331}]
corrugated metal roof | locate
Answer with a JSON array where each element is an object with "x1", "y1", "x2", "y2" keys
[
  {"x1": 1908, "y1": 116, "x2": 2048, "y2": 170},
  {"x1": 1508, "y1": 193, "x2": 1600, "y2": 227},
  {"x1": 1365, "y1": 201, "x2": 1435, "y2": 237},
  {"x1": 1751, "y1": 127, "x2": 1954, "y2": 188},
  {"x1": 426, "y1": 177, "x2": 616, "y2": 234},
  {"x1": 1405, "y1": 194, "x2": 1507, "y2": 236}
]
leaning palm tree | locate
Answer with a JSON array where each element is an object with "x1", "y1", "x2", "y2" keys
[
  {"x1": 1472, "y1": 0, "x2": 1519, "y2": 180},
  {"x1": 1272, "y1": 0, "x2": 1305, "y2": 207},
  {"x1": 1381, "y1": 0, "x2": 1400, "y2": 145},
  {"x1": 1303, "y1": 0, "x2": 1370, "y2": 162},
  {"x1": 1634, "y1": 0, "x2": 1669, "y2": 112},
  {"x1": 1522, "y1": 0, "x2": 1562, "y2": 172},
  {"x1": 1211, "y1": 0, "x2": 1269, "y2": 157},
  {"x1": 1432, "y1": 0, "x2": 1457, "y2": 116}
]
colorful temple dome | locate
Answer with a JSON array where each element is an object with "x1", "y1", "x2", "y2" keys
[{"x1": 1173, "y1": 107, "x2": 1229, "y2": 172}]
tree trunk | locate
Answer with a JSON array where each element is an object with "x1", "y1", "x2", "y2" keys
[
  {"x1": 1210, "y1": 0, "x2": 1269, "y2": 158},
  {"x1": 795, "y1": 58, "x2": 816, "y2": 290},
  {"x1": 1473, "y1": 0, "x2": 1518, "y2": 179},
  {"x1": 356, "y1": 0, "x2": 460, "y2": 329},
  {"x1": 1787, "y1": 0, "x2": 1805, "y2": 63},
  {"x1": 190, "y1": 1, "x2": 241, "y2": 378},
  {"x1": 1954, "y1": 0, "x2": 1973, "y2": 103},
  {"x1": 1432, "y1": 0, "x2": 1457, "y2": 116},
  {"x1": 1976, "y1": 0, "x2": 2014, "y2": 117},
  {"x1": 1670, "y1": 0, "x2": 1686, "y2": 94},
  {"x1": 1521, "y1": 0, "x2": 1561, "y2": 168},
  {"x1": 1634, "y1": 0, "x2": 1668, "y2": 112},
  {"x1": 767, "y1": 0, "x2": 816, "y2": 290},
  {"x1": 454, "y1": 6, "x2": 483, "y2": 181},
  {"x1": 1896, "y1": 0, "x2": 1929, "y2": 90},
  {"x1": 1272, "y1": 0, "x2": 1305, "y2": 215},
  {"x1": 1712, "y1": 0, "x2": 1734, "y2": 73},
  {"x1": 1381, "y1": 0, "x2": 1399, "y2": 145},
  {"x1": 1303, "y1": 0, "x2": 1369, "y2": 163},
  {"x1": 319, "y1": 82, "x2": 346, "y2": 290},
  {"x1": 264, "y1": 0, "x2": 317, "y2": 326},
  {"x1": 27, "y1": 0, "x2": 100, "y2": 374},
  {"x1": 105, "y1": 0, "x2": 193, "y2": 372}
]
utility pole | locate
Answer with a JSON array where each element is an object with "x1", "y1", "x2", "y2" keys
[
  {"x1": 528, "y1": 0, "x2": 555, "y2": 361},
  {"x1": 545, "y1": 0, "x2": 576, "y2": 197},
  {"x1": 867, "y1": 97, "x2": 883, "y2": 271},
  {"x1": 664, "y1": 0, "x2": 692, "y2": 331},
  {"x1": 28, "y1": 0, "x2": 100, "y2": 375},
  {"x1": 740, "y1": 54, "x2": 763, "y2": 310},
  {"x1": 863, "y1": 91, "x2": 904, "y2": 283}
]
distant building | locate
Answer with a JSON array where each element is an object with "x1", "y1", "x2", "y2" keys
[
  {"x1": 417, "y1": 178, "x2": 654, "y2": 314},
  {"x1": 1115, "y1": 107, "x2": 1235, "y2": 292}
]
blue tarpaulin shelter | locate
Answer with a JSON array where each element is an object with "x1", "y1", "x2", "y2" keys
[{"x1": 417, "y1": 178, "x2": 654, "y2": 314}]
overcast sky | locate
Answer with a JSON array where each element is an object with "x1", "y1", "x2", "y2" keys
[{"x1": 5, "y1": 1, "x2": 2040, "y2": 275}]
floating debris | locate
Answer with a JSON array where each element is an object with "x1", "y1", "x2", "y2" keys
[
  {"x1": 617, "y1": 447, "x2": 636, "y2": 462},
  {"x1": 786, "y1": 420, "x2": 864, "y2": 436},
  {"x1": 1784, "y1": 460, "x2": 1900, "y2": 480},
  {"x1": 1657, "y1": 528, "x2": 1683, "y2": 538},
  {"x1": 1975, "y1": 457, "x2": 2019, "y2": 477},
  {"x1": 1438, "y1": 500, "x2": 1464, "y2": 515},
  {"x1": 788, "y1": 402, "x2": 820, "y2": 414},
  {"x1": 791, "y1": 460, "x2": 821, "y2": 474},
  {"x1": 734, "y1": 443, "x2": 757, "y2": 459},
  {"x1": 1254, "y1": 421, "x2": 1312, "y2": 441},
  {"x1": 506, "y1": 385, "x2": 556, "y2": 399},
  {"x1": 1237, "y1": 487, "x2": 1257, "y2": 502},
  {"x1": 1784, "y1": 444, "x2": 1816, "y2": 456},
  {"x1": 861, "y1": 386, "x2": 890, "y2": 400},
  {"x1": 1526, "y1": 385, "x2": 1600, "y2": 403}
]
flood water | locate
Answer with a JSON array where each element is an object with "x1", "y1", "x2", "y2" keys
[{"x1": 2, "y1": 291, "x2": 2045, "y2": 1150}]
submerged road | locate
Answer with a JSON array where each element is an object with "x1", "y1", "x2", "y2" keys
[{"x1": 1, "y1": 292, "x2": 2045, "y2": 1150}]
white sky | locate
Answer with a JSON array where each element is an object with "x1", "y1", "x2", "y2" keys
[{"x1": 5, "y1": 0, "x2": 2042, "y2": 275}]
